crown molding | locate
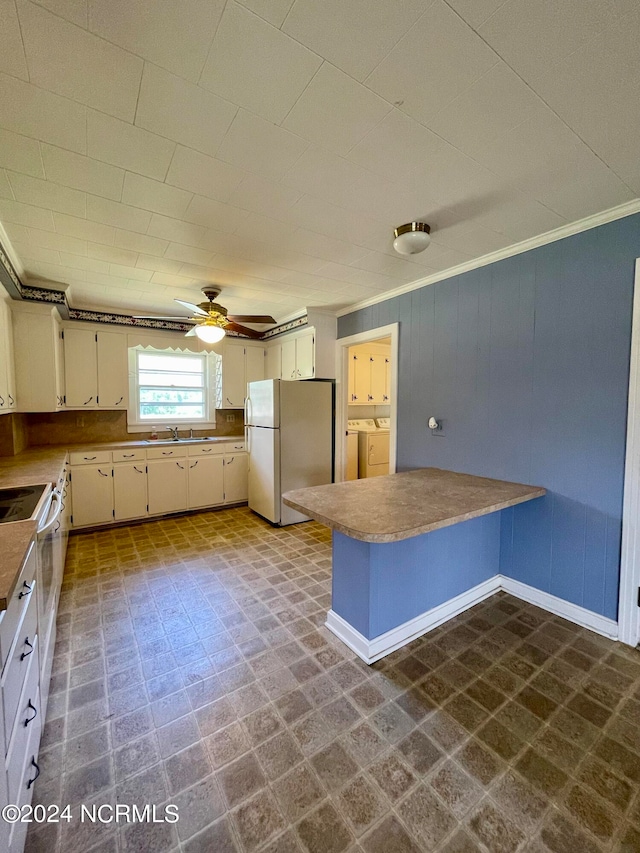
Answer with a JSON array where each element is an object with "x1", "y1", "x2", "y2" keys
[{"x1": 336, "y1": 199, "x2": 640, "y2": 318}]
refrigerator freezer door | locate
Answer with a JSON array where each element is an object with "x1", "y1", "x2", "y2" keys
[
  {"x1": 247, "y1": 426, "x2": 280, "y2": 523},
  {"x1": 246, "y1": 379, "x2": 279, "y2": 428}
]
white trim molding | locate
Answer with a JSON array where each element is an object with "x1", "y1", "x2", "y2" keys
[
  {"x1": 619, "y1": 258, "x2": 640, "y2": 647},
  {"x1": 501, "y1": 576, "x2": 618, "y2": 640},
  {"x1": 328, "y1": 574, "x2": 618, "y2": 664},
  {"x1": 336, "y1": 200, "x2": 640, "y2": 318},
  {"x1": 326, "y1": 576, "x2": 501, "y2": 664}
]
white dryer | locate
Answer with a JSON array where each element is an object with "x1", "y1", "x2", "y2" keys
[{"x1": 347, "y1": 419, "x2": 389, "y2": 478}]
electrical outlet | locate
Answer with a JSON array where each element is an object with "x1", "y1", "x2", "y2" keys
[
  {"x1": 226, "y1": 413, "x2": 235, "y2": 422},
  {"x1": 430, "y1": 418, "x2": 445, "y2": 437}
]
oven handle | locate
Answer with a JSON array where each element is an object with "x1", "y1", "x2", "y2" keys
[{"x1": 37, "y1": 492, "x2": 62, "y2": 535}]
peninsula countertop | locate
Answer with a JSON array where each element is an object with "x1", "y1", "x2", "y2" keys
[{"x1": 283, "y1": 468, "x2": 546, "y2": 543}]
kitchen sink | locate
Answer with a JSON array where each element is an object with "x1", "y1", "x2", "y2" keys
[{"x1": 143, "y1": 437, "x2": 216, "y2": 444}]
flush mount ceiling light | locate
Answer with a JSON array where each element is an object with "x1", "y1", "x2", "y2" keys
[
  {"x1": 193, "y1": 323, "x2": 226, "y2": 344},
  {"x1": 393, "y1": 222, "x2": 431, "y2": 255}
]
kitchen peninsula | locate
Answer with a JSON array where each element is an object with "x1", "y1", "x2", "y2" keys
[{"x1": 284, "y1": 468, "x2": 545, "y2": 663}]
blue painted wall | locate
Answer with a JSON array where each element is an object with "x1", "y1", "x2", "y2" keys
[
  {"x1": 338, "y1": 214, "x2": 640, "y2": 620},
  {"x1": 333, "y1": 513, "x2": 500, "y2": 639}
]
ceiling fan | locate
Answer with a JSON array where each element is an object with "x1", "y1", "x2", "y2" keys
[{"x1": 135, "y1": 287, "x2": 276, "y2": 343}]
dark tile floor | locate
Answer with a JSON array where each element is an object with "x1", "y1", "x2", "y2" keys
[{"x1": 24, "y1": 506, "x2": 640, "y2": 853}]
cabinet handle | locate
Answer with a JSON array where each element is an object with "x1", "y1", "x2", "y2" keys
[
  {"x1": 161, "y1": 451, "x2": 173, "y2": 456},
  {"x1": 0, "y1": 395, "x2": 4, "y2": 406},
  {"x1": 368, "y1": 395, "x2": 373, "y2": 400},
  {"x1": 8, "y1": 394, "x2": 13, "y2": 405},
  {"x1": 133, "y1": 466, "x2": 144, "y2": 474},
  {"x1": 54, "y1": 521, "x2": 60, "y2": 533},
  {"x1": 226, "y1": 397, "x2": 233, "y2": 406},
  {"x1": 84, "y1": 396, "x2": 94, "y2": 405},
  {"x1": 227, "y1": 457, "x2": 234, "y2": 465},
  {"x1": 18, "y1": 581, "x2": 33, "y2": 600},
  {"x1": 201, "y1": 448, "x2": 212, "y2": 453},
  {"x1": 115, "y1": 397, "x2": 123, "y2": 405},
  {"x1": 25, "y1": 699, "x2": 37, "y2": 726},
  {"x1": 190, "y1": 461, "x2": 198, "y2": 468},
  {"x1": 97, "y1": 469, "x2": 109, "y2": 477},
  {"x1": 26, "y1": 757, "x2": 40, "y2": 789},
  {"x1": 176, "y1": 463, "x2": 185, "y2": 469},
  {"x1": 84, "y1": 456, "x2": 97, "y2": 461},
  {"x1": 383, "y1": 395, "x2": 389, "y2": 401},
  {"x1": 21, "y1": 636, "x2": 34, "y2": 660}
]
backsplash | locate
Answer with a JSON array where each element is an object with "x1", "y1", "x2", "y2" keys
[{"x1": 0, "y1": 410, "x2": 243, "y2": 454}]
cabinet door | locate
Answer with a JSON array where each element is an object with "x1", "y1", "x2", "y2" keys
[
  {"x1": 221, "y1": 342, "x2": 246, "y2": 408},
  {"x1": 348, "y1": 353, "x2": 356, "y2": 403},
  {"x1": 147, "y1": 459, "x2": 187, "y2": 515},
  {"x1": 265, "y1": 344, "x2": 281, "y2": 380},
  {"x1": 70, "y1": 465, "x2": 114, "y2": 527},
  {"x1": 369, "y1": 354, "x2": 386, "y2": 404},
  {"x1": 0, "y1": 299, "x2": 16, "y2": 411},
  {"x1": 0, "y1": 300, "x2": 9, "y2": 412},
  {"x1": 97, "y1": 331, "x2": 128, "y2": 409},
  {"x1": 352, "y1": 352, "x2": 370, "y2": 404},
  {"x1": 383, "y1": 356, "x2": 391, "y2": 403},
  {"x1": 64, "y1": 329, "x2": 98, "y2": 407},
  {"x1": 245, "y1": 346, "x2": 265, "y2": 390},
  {"x1": 13, "y1": 310, "x2": 61, "y2": 412},
  {"x1": 296, "y1": 332, "x2": 314, "y2": 379},
  {"x1": 114, "y1": 463, "x2": 148, "y2": 520},
  {"x1": 224, "y1": 454, "x2": 248, "y2": 502},
  {"x1": 188, "y1": 455, "x2": 224, "y2": 508},
  {"x1": 281, "y1": 337, "x2": 296, "y2": 380}
]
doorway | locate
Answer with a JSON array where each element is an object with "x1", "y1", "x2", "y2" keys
[
  {"x1": 334, "y1": 323, "x2": 399, "y2": 483},
  {"x1": 619, "y1": 258, "x2": 640, "y2": 646}
]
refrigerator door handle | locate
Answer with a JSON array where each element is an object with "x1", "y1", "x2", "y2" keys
[{"x1": 245, "y1": 393, "x2": 252, "y2": 427}]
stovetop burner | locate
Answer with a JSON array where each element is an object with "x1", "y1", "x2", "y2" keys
[{"x1": 0, "y1": 484, "x2": 49, "y2": 523}]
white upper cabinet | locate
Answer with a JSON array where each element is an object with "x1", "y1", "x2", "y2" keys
[
  {"x1": 281, "y1": 329, "x2": 315, "y2": 380},
  {"x1": 97, "y1": 331, "x2": 128, "y2": 408},
  {"x1": 0, "y1": 298, "x2": 16, "y2": 413},
  {"x1": 265, "y1": 344, "x2": 282, "y2": 380},
  {"x1": 64, "y1": 328, "x2": 98, "y2": 408},
  {"x1": 13, "y1": 305, "x2": 64, "y2": 412},
  {"x1": 270, "y1": 312, "x2": 337, "y2": 382},
  {"x1": 348, "y1": 341, "x2": 392, "y2": 405},
  {"x1": 216, "y1": 341, "x2": 265, "y2": 409},
  {"x1": 64, "y1": 328, "x2": 128, "y2": 409}
]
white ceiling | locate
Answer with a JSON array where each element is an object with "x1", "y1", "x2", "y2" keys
[{"x1": 0, "y1": 0, "x2": 638, "y2": 323}]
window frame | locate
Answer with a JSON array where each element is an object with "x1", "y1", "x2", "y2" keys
[{"x1": 127, "y1": 347, "x2": 217, "y2": 432}]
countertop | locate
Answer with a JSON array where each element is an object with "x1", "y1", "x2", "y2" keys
[{"x1": 283, "y1": 468, "x2": 546, "y2": 543}]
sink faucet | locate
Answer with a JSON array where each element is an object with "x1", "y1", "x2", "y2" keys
[{"x1": 166, "y1": 426, "x2": 180, "y2": 441}]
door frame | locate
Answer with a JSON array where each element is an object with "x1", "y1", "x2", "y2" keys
[
  {"x1": 334, "y1": 323, "x2": 399, "y2": 482},
  {"x1": 619, "y1": 258, "x2": 640, "y2": 646}
]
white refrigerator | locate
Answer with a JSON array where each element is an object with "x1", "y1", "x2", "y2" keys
[{"x1": 246, "y1": 379, "x2": 333, "y2": 525}]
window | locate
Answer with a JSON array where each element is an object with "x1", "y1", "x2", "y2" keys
[{"x1": 128, "y1": 349, "x2": 216, "y2": 428}]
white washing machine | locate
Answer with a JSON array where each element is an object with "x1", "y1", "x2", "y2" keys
[{"x1": 347, "y1": 419, "x2": 390, "y2": 478}]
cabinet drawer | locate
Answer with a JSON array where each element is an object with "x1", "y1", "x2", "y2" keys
[
  {"x1": 113, "y1": 448, "x2": 146, "y2": 463},
  {"x1": 147, "y1": 446, "x2": 187, "y2": 460},
  {"x1": 2, "y1": 587, "x2": 38, "y2": 745},
  {"x1": 69, "y1": 450, "x2": 111, "y2": 465},
  {"x1": 187, "y1": 443, "x2": 225, "y2": 457},
  {"x1": 0, "y1": 541, "x2": 36, "y2": 672},
  {"x1": 7, "y1": 691, "x2": 42, "y2": 853},
  {"x1": 225, "y1": 441, "x2": 246, "y2": 453},
  {"x1": 6, "y1": 643, "x2": 41, "y2": 800}
]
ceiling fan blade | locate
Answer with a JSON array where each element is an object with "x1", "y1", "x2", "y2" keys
[
  {"x1": 184, "y1": 327, "x2": 198, "y2": 337},
  {"x1": 133, "y1": 315, "x2": 196, "y2": 322},
  {"x1": 224, "y1": 320, "x2": 263, "y2": 339},
  {"x1": 175, "y1": 298, "x2": 209, "y2": 317},
  {"x1": 227, "y1": 314, "x2": 276, "y2": 324}
]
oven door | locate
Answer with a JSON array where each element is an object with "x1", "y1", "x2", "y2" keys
[{"x1": 36, "y1": 490, "x2": 63, "y2": 674}]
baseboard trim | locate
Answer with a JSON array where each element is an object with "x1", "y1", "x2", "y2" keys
[
  {"x1": 326, "y1": 575, "x2": 501, "y2": 664},
  {"x1": 500, "y1": 576, "x2": 619, "y2": 640},
  {"x1": 327, "y1": 574, "x2": 619, "y2": 664}
]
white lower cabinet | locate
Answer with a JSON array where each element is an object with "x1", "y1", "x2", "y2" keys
[
  {"x1": 70, "y1": 442, "x2": 248, "y2": 528},
  {"x1": 188, "y1": 456, "x2": 224, "y2": 509},
  {"x1": 70, "y1": 464, "x2": 114, "y2": 527},
  {"x1": 147, "y1": 459, "x2": 188, "y2": 515},
  {"x1": 224, "y1": 454, "x2": 249, "y2": 502},
  {"x1": 114, "y1": 463, "x2": 148, "y2": 521}
]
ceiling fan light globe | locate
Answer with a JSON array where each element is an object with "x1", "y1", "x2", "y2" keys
[
  {"x1": 194, "y1": 325, "x2": 225, "y2": 344},
  {"x1": 393, "y1": 222, "x2": 431, "y2": 255}
]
